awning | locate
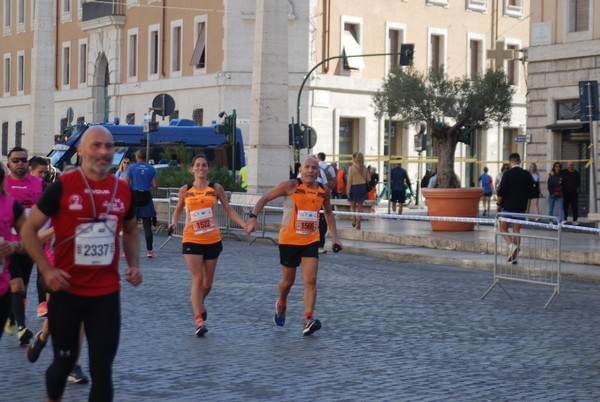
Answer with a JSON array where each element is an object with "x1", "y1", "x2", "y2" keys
[
  {"x1": 545, "y1": 122, "x2": 589, "y2": 132},
  {"x1": 342, "y1": 31, "x2": 365, "y2": 70}
]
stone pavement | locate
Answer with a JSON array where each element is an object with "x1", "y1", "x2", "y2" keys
[{"x1": 2, "y1": 232, "x2": 600, "y2": 401}]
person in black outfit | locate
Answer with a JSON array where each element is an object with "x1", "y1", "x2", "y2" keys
[
  {"x1": 562, "y1": 162, "x2": 581, "y2": 225},
  {"x1": 496, "y1": 153, "x2": 534, "y2": 264}
]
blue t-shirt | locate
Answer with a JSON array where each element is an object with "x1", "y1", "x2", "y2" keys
[
  {"x1": 125, "y1": 162, "x2": 157, "y2": 191},
  {"x1": 479, "y1": 173, "x2": 492, "y2": 194}
]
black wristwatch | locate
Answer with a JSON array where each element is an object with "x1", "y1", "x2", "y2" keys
[{"x1": 248, "y1": 213, "x2": 258, "y2": 219}]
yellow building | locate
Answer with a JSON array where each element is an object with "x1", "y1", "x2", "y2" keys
[{"x1": 1, "y1": 0, "x2": 529, "y2": 190}]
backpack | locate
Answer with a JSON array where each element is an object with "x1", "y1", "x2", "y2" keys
[{"x1": 320, "y1": 164, "x2": 336, "y2": 193}]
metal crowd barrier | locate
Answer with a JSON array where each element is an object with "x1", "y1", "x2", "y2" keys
[
  {"x1": 229, "y1": 192, "x2": 278, "y2": 245},
  {"x1": 481, "y1": 212, "x2": 562, "y2": 309},
  {"x1": 151, "y1": 189, "x2": 278, "y2": 245}
]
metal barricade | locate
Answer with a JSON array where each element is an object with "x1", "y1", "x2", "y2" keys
[
  {"x1": 230, "y1": 192, "x2": 277, "y2": 245},
  {"x1": 481, "y1": 213, "x2": 561, "y2": 309},
  {"x1": 152, "y1": 187, "x2": 173, "y2": 234}
]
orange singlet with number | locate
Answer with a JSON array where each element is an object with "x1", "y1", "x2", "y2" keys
[
  {"x1": 279, "y1": 179, "x2": 326, "y2": 246},
  {"x1": 182, "y1": 183, "x2": 221, "y2": 245}
]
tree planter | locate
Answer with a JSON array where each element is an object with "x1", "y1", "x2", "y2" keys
[{"x1": 422, "y1": 188, "x2": 484, "y2": 231}]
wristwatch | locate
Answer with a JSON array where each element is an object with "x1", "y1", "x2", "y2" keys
[{"x1": 248, "y1": 213, "x2": 258, "y2": 219}]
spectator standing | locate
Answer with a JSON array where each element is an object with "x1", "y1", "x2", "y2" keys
[
  {"x1": 115, "y1": 158, "x2": 130, "y2": 180},
  {"x1": 346, "y1": 152, "x2": 370, "y2": 230},
  {"x1": 237, "y1": 164, "x2": 248, "y2": 190},
  {"x1": 390, "y1": 163, "x2": 411, "y2": 215},
  {"x1": 496, "y1": 153, "x2": 534, "y2": 264},
  {"x1": 317, "y1": 152, "x2": 336, "y2": 253},
  {"x1": 336, "y1": 165, "x2": 347, "y2": 199},
  {"x1": 125, "y1": 149, "x2": 158, "y2": 258},
  {"x1": 478, "y1": 167, "x2": 494, "y2": 216},
  {"x1": 21, "y1": 125, "x2": 142, "y2": 402},
  {"x1": 527, "y1": 163, "x2": 541, "y2": 216},
  {"x1": 245, "y1": 156, "x2": 342, "y2": 336},
  {"x1": 421, "y1": 170, "x2": 432, "y2": 191},
  {"x1": 562, "y1": 162, "x2": 581, "y2": 225},
  {"x1": 495, "y1": 163, "x2": 509, "y2": 192},
  {"x1": 367, "y1": 166, "x2": 379, "y2": 201},
  {"x1": 547, "y1": 162, "x2": 565, "y2": 223}
]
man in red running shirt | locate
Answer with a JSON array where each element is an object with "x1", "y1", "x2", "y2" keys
[{"x1": 22, "y1": 126, "x2": 142, "y2": 402}]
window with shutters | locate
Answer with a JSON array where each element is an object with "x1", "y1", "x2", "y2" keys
[
  {"x1": 568, "y1": 0, "x2": 590, "y2": 32},
  {"x1": 1, "y1": 122, "x2": 8, "y2": 155},
  {"x1": 191, "y1": 16, "x2": 207, "y2": 73},
  {"x1": 14, "y1": 121, "x2": 22, "y2": 147},
  {"x1": 192, "y1": 108, "x2": 204, "y2": 126}
]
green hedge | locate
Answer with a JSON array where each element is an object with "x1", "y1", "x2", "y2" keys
[{"x1": 156, "y1": 166, "x2": 245, "y2": 192}]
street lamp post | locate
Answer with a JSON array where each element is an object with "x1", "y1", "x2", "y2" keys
[{"x1": 295, "y1": 50, "x2": 409, "y2": 162}]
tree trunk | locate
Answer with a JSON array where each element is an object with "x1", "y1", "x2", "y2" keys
[{"x1": 433, "y1": 127, "x2": 460, "y2": 188}]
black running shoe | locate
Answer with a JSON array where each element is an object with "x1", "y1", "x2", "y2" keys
[
  {"x1": 18, "y1": 326, "x2": 33, "y2": 346},
  {"x1": 68, "y1": 365, "x2": 89, "y2": 384},
  {"x1": 302, "y1": 317, "x2": 322, "y2": 336},
  {"x1": 26, "y1": 330, "x2": 47, "y2": 362},
  {"x1": 195, "y1": 324, "x2": 208, "y2": 337}
]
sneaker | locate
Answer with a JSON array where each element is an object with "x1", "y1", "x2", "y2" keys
[
  {"x1": 4, "y1": 318, "x2": 16, "y2": 336},
  {"x1": 18, "y1": 326, "x2": 33, "y2": 346},
  {"x1": 195, "y1": 322, "x2": 208, "y2": 337},
  {"x1": 507, "y1": 243, "x2": 518, "y2": 263},
  {"x1": 37, "y1": 301, "x2": 48, "y2": 318},
  {"x1": 68, "y1": 364, "x2": 89, "y2": 384},
  {"x1": 273, "y1": 302, "x2": 286, "y2": 327},
  {"x1": 200, "y1": 305, "x2": 207, "y2": 321},
  {"x1": 26, "y1": 330, "x2": 47, "y2": 363},
  {"x1": 147, "y1": 250, "x2": 156, "y2": 258},
  {"x1": 318, "y1": 248, "x2": 327, "y2": 254},
  {"x1": 572, "y1": 221, "x2": 580, "y2": 226},
  {"x1": 303, "y1": 317, "x2": 322, "y2": 336}
]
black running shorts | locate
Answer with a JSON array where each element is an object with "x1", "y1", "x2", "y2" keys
[
  {"x1": 182, "y1": 241, "x2": 223, "y2": 260},
  {"x1": 279, "y1": 242, "x2": 319, "y2": 268}
]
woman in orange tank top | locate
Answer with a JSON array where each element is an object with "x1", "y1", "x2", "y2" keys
[{"x1": 169, "y1": 155, "x2": 246, "y2": 337}]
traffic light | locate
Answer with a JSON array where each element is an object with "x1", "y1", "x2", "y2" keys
[
  {"x1": 400, "y1": 44, "x2": 414, "y2": 66},
  {"x1": 288, "y1": 123, "x2": 303, "y2": 148},
  {"x1": 215, "y1": 114, "x2": 234, "y2": 143}
]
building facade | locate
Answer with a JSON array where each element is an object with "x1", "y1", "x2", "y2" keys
[
  {"x1": 528, "y1": 0, "x2": 600, "y2": 216},
  {"x1": 1, "y1": 0, "x2": 529, "y2": 192}
]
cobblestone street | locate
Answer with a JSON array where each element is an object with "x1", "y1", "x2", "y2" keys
[{"x1": 2, "y1": 235, "x2": 600, "y2": 401}]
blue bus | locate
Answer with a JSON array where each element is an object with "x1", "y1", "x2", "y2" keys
[{"x1": 48, "y1": 119, "x2": 245, "y2": 172}]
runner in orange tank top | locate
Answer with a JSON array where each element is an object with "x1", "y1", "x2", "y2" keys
[
  {"x1": 245, "y1": 156, "x2": 342, "y2": 336},
  {"x1": 169, "y1": 154, "x2": 247, "y2": 337}
]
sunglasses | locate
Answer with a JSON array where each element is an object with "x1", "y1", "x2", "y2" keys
[{"x1": 10, "y1": 157, "x2": 28, "y2": 164}]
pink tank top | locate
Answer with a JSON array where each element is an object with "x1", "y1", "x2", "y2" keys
[{"x1": 5, "y1": 175, "x2": 43, "y2": 241}]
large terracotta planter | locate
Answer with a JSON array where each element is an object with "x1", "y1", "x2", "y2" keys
[{"x1": 422, "y1": 187, "x2": 484, "y2": 231}]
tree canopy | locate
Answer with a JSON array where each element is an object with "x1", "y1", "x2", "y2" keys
[{"x1": 373, "y1": 67, "x2": 515, "y2": 188}]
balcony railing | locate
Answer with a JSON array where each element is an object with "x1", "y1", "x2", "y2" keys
[{"x1": 82, "y1": 0, "x2": 125, "y2": 22}]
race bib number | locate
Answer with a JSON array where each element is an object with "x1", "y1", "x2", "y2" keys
[
  {"x1": 74, "y1": 220, "x2": 117, "y2": 266},
  {"x1": 190, "y1": 207, "x2": 217, "y2": 235},
  {"x1": 296, "y1": 210, "x2": 318, "y2": 235}
]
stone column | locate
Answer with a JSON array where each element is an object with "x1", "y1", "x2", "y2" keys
[
  {"x1": 29, "y1": 0, "x2": 55, "y2": 154},
  {"x1": 247, "y1": 0, "x2": 291, "y2": 193}
]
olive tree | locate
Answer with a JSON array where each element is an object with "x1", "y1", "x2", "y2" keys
[{"x1": 372, "y1": 67, "x2": 515, "y2": 188}]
